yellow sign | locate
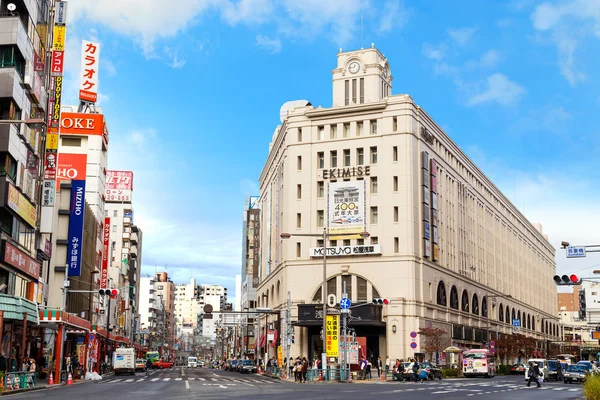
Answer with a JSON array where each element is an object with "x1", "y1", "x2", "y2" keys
[
  {"x1": 433, "y1": 244, "x2": 439, "y2": 261},
  {"x1": 7, "y1": 184, "x2": 36, "y2": 227},
  {"x1": 326, "y1": 315, "x2": 339, "y2": 357},
  {"x1": 46, "y1": 133, "x2": 58, "y2": 150},
  {"x1": 277, "y1": 345, "x2": 283, "y2": 368},
  {"x1": 53, "y1": 26, "x2": 66, "y2": 51},
  {"x1": 592, "y1": 331, "x2": 600, "y2": 340}
]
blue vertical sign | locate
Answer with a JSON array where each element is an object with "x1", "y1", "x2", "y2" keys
[{"x1": 66, "y1": 179, "x2": 86, "y2": 276}]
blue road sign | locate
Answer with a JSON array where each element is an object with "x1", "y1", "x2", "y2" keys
[
  {"x1": 340, "y1": 297, "x2": 352, "y2": 309},
  {"x1": 512, "y1": 319, "x2": 521, "y2": 327}
]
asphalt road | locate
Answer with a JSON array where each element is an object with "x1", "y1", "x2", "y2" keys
[{"x1": 9, "y1": 368, "x2": 585, "y2": 399}]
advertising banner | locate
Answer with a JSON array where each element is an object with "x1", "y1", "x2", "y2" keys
[
  {"x1": 51, "y1": 51, "x2": 64, "y2": 74},
  {"x1": 52, "y1": 26, "x2": 66, "y2": 51},
  {"x1": 41, "y1": 180, "x2": 54, "y2": 206},
  {"x1": 3, "y1": 240, "x2": 41, "y2": 280},
  {"x1": 66, "y1": 180, "x2": 86, "y2": 277},
  {"x1": 61, "y1": 112, "x2": 104, "y2": 135},
  {"x1": 327, "y1": 180, "x2": 365, "y2": 240},
  {"x1": 7, "y1": 183, "x2": 37, "y2": 227},
  {"x1": 79, "y1": 41, "x2": 100, "y2": 102},
  {"x1": 55, "y1": 1, "x2": 68, "y2": 25},
  {"x1": 50, "y1": 76, "x2": 63, "y2": 128},
  {"x1": 105, "y1": 170, "x2": 133, "y2": 202},
  {"x1": 56, "y1": 153, "x2": 87, "y2": 189},
  {"x1": 101, "y1": 218, "x2": 110, "y2": 288},
  {"x1": 325, "y1": 315, "x2": 339, "y2": 357}
]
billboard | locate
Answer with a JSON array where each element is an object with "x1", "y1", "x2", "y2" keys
[
  {"x1": 52, "y1": 26, "x2": 66, "y2": 51},
  {"x1": 66, "y1": 179, "x2": 86, "y2": 277},
  {"x1": 3, "y1": 241, "x2": 41, "y2": 280},
  {"x1": 51, "y1": 51, "x2": 64, "y2": 74},
  {"x1": 60, "y1": 112, "x2": 104, "y2": 135},
  {"x1": 6, "y1": 183, "x2": 37, "y2": 227},
  {"x1": 56, "y1": 153, "x2": 87, "y2": 189},
  {"x1": 327, "y1": 180, "x2": 366, "y2": 240},
  {"x1": 101, "y1": 218, "x2": 110, "y2": 288},
  {"x1": 325, "y1": 315, "x2": 339, "y2": 357},
  {"x1": 79, "y1": 41, "x2": 100, "y2": 103},
  {"x1": 105, "y1": 170, "x2": 133, "y2": 202}
]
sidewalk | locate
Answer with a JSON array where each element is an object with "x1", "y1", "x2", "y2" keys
[{"x1": 0, "y1": 377, "x2": 91, "y2": 396}]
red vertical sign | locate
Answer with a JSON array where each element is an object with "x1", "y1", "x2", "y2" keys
[{"x1": 101, "y1": 217, "x2": 110, "y2": 288}]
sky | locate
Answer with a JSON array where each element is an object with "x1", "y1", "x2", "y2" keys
[{"x1": 63, "y1": 0, "x2": 600, "y2": 303}]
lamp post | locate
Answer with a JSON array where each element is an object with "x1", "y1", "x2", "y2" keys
[{"x1": 281, "y1": 229, "x2": 369, "y2": 373}]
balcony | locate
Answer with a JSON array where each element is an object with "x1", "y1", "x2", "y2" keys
[
  {"x1": 130, "y1": 245, "x2": 138, "y2": 258},
  {"x1": 123, "y1": 217, "x2": 131, "y2": 226},
  {"x1": 130, "y1": 231, "x2": 138, "y2": 244},
  {"x1": 122, "y1": 231, "x2": 130, "y2": 240},
  {"x1": 0, "y1": 17, "x2": 33, "y2": 66},
  {"x1": 0, "y1": 69, "x2": 25, "y2": 110}
]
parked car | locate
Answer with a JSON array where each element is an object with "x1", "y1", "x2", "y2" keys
[
  {"x1": 421, "y1": 362, "x2": 443, "y2": 380},
  {"x1": 239, "y1": 359, "x2": 257, "y2": 374},
  {"x1": 564, "y1": 364, "x2": 588, "y2": 383},
  {"x1": 153, "y1": 359, "x2": 174, "y2": 369},
  {"x1": 577, "y1": 361, "x2": 593, "y2": 371},
  {"x1": 510, "y1": 364, "x2": 526, "y2": 374},
  {"x1": 392, "y1": 362, "x2": 411, "y2": 381},
  {"x1": 547, "y1": 360, "x2": 563, "y2": 381},
  {"x1": 135, "y1": 359, "x2": 147, "y2": 372}
]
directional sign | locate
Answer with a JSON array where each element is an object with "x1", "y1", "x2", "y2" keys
[
  {"x1": 512, "y1": 319, "x2": 521, "y2": 327},
  {"x1": 567, "y1": 246, "x2": 586, "y2": 258},
  {"x1": 340, "y1": 297, "x2": 351, "y2": 309}
]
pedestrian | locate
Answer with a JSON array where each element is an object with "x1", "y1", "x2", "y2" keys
[
  {"x1": 377, "y1": 356, "x2": 382, "y2": 377},
  {"x1": 526, "y1": 361, "x2": 541, "y2": 388},
  {"x1": 366, "y1": 359, "x2": 372, "y2": 379},
  {"x1": 301, "y1": 357, "x2": 308, "y2": 383},
  {"x1": 288, "y1": 357, "x2": 294, "y2": 379},
  {"x1": 385, "y1": 356, "x2": 390, "y2": 376},
  {"x1": 145, "y1": 358, "x2": 153, "y2": 376},
  {"x1": 411, "y1": 360, "x2": 420, "y2": 383}
]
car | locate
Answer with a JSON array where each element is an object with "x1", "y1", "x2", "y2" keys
[
  {"x1": 577, "y1": 361, "x2": 593, "y2": 371},
  {"x1": 229, "y1": 360, "x2": 238, "y2": 371},
  {"x1": 510, "y1": 364, "x2": 526, "y2": 374},
  {"x1": 239, "y1": 359, "x2": 257, "y2": 374},
  {"x1": 135, "y1": 359, "x2": 146, "y2": 372},
  {"x1": 392, "y1": 362, "x2": 411, "y2": 381},
  {"x1": 564, "y1": 365, "x2": 588, "y2": 383},
  {"x1": 421, "y1": 362, "x2": 443, "y2": 380},
  {"x1": 154, "y1": 359, "x2": 174, "y2": 369},
  {"x1": 547, "y1": 360, "x2": 563, "y2": 381}
]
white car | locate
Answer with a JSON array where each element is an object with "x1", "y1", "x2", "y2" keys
[{"x1": 524, "y1": 359, "x2": 548, "y2": 382}]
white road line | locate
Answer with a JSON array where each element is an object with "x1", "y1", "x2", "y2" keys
[
  {"x1": 185, "y1": 380, "x2": 190, "y2": 390},
  {"x1": 211, "y1": 378, "x2": 218, "y2": 381},
  {"x1": 432, "y1": 391, "x2": 453, "y2": 394},
  {"x1": 151, "y1": 378, "x2": 159, "y2": 382},
  {"x1": 568, "y1": 388, "x2": 580, "y2": 391},
  {"x1": 163, "y1": 378, "x2": 171, "y2": 381},
  {"x1": 124, "y1": 379, "x2": 134, "y2": 382},
  {"x1": 110, "y1": 379, "x2": 122, "y2": 383},
  {"x1": 188, "y1": 377, "x2": 196, "y2": 381},
  {"x1": 199, "y1": 377, "x2": 206, "y2": 381},
  {"x1": 175, "y1": 378, "x2": 182, "y2": 381},
  {"x1": 138, "y1": 379, "x2": 145, "y2": 382}
]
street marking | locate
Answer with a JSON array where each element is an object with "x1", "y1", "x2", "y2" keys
[
  {"x1": 199, "y1": 377, "x2": 206, "y2": 381},
  {"x1": 110, "y1": 379, "x2": 122, "y2": 383},
  {"x1": 163, "y1": 378, "x2": 171, "y2": 381},
  {"x1": 175, "y1": 378, "x2": 182, "y2": 381},
  {"x1": 138, "y1": 379, "x2": 145, "y2": 382},
  {"x1": 188, "y1": 377, "x2": 196, "y2": 381},
  {"x1": 151, "y1": 378, "x2": 159, "y2": 382},
  {"x1": 125, "y1": 379, "x2": 134, "y2": 382},
  {"x1": 211, "y1": 378, "x2": 218, "y2": 381},
  {"x1": 219, "y1": 385, "x2": 227, "y2": 388},
  {"x1": 185, "y1": 380, "x2": 190, "y2": 390}
]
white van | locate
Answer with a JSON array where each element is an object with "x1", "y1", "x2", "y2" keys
[
  {"x1": 114, "y1": 347, "x2": 136, "y2": 375},
  {"x1": 524, "y1": 358, "x2": 549, "y2": 382},
  {"x1": 188, "y1": 356, "x2": 198, "y2": 368}
]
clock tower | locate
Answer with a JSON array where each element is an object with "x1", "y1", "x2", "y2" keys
[{"x1": 332, "y1": 44, "x2": 392, "y2": 107}]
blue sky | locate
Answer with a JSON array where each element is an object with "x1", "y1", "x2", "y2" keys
[{"x1": 64, "y1": 0, "x2": 600, "y2": 301}]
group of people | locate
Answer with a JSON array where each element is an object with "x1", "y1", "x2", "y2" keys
[{"x1": 287, "y1": 357, "x2": 309, "y2": 382}]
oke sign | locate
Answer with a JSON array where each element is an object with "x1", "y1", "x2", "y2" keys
[{"x1": 79, "y1": 40, "x2": 100, "y2": 103}]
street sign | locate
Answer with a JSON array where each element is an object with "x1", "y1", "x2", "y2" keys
[
  {"x1": 341, "y1": 308, "x2": 350, "y2": 314},
  {"x1": 567, "y1": 246, "x2": 586, "y2": 258},
  {"x1": 339, "y1": 297, "x2": 351, "y2": 309},
  {"x1": 490, "y1": 340, "x2": 495, "y2": 355},
  {"x1": 512, "y1": 319, "x2": 521, "y2": 327},
  {"x1": 592, "y1": 331, "x2": 600, "y2": 340}
]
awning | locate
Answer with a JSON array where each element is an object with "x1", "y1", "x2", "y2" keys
[
  {"x1": 293, "y1": 320, "x2": 385, "y2": 327},
  {"x1": 66, "y1": 329, "x2": 87, "y2": 335},
  {"x1": 38, "y1": 310, "x2": 91, "y2": 332},
  {"x1": 0, "y1": 294, "x2": 39, "y2": 324}
]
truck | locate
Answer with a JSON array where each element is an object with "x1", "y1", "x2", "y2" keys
[{"x1": 114, "y1": 347, "x2": 136, "y2": 375}]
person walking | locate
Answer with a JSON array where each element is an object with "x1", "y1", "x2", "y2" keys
[
  {"x1": 145, "y1": 358, "x2": 153, "y2": 376},
  {"x1": 411, "y1": 360, "x2": 420, "y2": 383},
  {"x1": 377, "y1": 356, "x2": 382, "y2": 378},
  {"x1": 526, "y1": 361, "x2": 541, "y2": 388},
  {"x1": 385, "y1": 356, "x2": 390, "y2": 376}
]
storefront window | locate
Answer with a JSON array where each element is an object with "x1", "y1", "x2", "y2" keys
[
  {"x1": 18, "y1": 222, "x2": 35, "y2": 254},
  {"x1": 13, "y1": 274, "x2": 27, "y2": 298},
  {"x1": 0, "y1": 209, "x2": 13, "y2": 236},
  {"x1": 0, "y1": 269, "x2": 8, "y2": 294}
]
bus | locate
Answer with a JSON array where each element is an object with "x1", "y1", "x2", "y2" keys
[
  {"x1": 146, "y1": 351, "x2": 160, "y2": 363},
  {"x1": 463, "y1": 349, "x2": 495, "y2": 378}
]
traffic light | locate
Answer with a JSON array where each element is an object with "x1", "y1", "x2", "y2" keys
[
  {"x1": 291, "y1": 334, "x2": 295, "y2": 344},
  {"x1": 553, "y1": 274, "x2": 582, "y2": 286},
  {"x1": 579, "y1": 289, "x2": 587, "y2": 321},
  {"x1": 99, "y1": 289, "x2": 119, "y2": 297},
  {"x1": 372, "y1": 298, "x2": 391, "y2": 305}
]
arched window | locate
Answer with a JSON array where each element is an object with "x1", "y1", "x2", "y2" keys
[
  {"x1": 450, "y1": 286, "x2": 459, "y2": 309},
  {"x1": 436, "y1": 282, "x2": 447, "y2": 306},
  {"x1": 531, "y1": 316, "x2": 535, "y2": 331},
  {"x1": 505, "y1": 307, "x2": 510, "y2": 324},
  {"x1": 527, "y1": 314, "x2": 531, "y2": 329},
  {"x1": 499, "y1": 304, "x2": 504, "y2": 322},
  {"x1": 461, "y1": 290, "x2": 469, "y2": 312},
  {"x1": 511, "y1": 308, "x2": 516, "y2": 322},
  {"x1": 517, "y1": 310, "x2": 521, "y2": 322},
  {"x1": 481, "y1": 296, "x2": 488, "y2": 318},
  {"x1": 472, "y1": 294, "x2": 479, "y2": 315},
  {"x1": 312, "y1": 275, "x2": 380, "y2": 303}
]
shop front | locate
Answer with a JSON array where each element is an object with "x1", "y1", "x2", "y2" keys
[{"x1": 0, "y1": 295, "x2": 41, "y2": 372}]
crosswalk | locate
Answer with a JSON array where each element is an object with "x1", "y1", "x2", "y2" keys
[
  {"x1": 387, "y1": 381, "x2": 582, "y2": 396},
  {"x1": 101, "y1": 376, "x2": 284, "y2": 385}
]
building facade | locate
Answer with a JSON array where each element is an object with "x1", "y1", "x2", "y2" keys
[
  {"x1": 174, "y1": 277, "x2": 199, "y2": 335},
  {"x1": 256, "y1": 47, "x2": 559, "y2": 363},
  {"x1": 154, "y1": 272, "x2": 175, "y2": 352}
]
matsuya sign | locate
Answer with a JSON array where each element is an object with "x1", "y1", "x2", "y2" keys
[{"x1": 309, "y1": 245, "x2": 381, "y2": 257}]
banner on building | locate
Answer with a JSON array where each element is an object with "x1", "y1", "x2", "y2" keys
[
  {"x1": 79, "y1": 41, "x2": 100, "y2": 103},
  {"x1": 55, "y1": 1, "x2": 68, "y2": 25},
  {"x1": 7, "y1": 183, "x2": 37, "y2": 227},
  {"x1": 57, "y1": 153, "x2": 88, "y2": 189},
  {"x1": 52, "y1": 26, "x2": 66, "y2": 51},
  {"x1": 66, "y1": 179, "x2": 86, "y2": 277},
  {"x1": 325, "y1": 315, "x2": 339, "y2": 357},
  {"x1": 51, "y1": 51, "x2": 64, "y2": 74},
  {"x1": 327, "y1": 180, "x2": 365, "y2": 240},
  {"x1": 105, "y1": 170, "x2": 133, "y2": 202},
  {"x1": 101, "y1": 218, "x2": 110, "y2": 288}
]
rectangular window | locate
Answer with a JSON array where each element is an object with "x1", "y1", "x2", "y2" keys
[
  {"x1": 343, "y1": 239, "x2": 350, "y2": 246},
  {"x1": 342, "y1": 275, "x2": 352, "y2": 299},
  {"x1": 371, "y1": 177, "x2": 378, "y2": 194},
  {"x1": 331, "y1": 124, "x2": 337, "y2": 139},
  {"x1": 393, "y1": 116, "x2": 398, "y2": 131},
  {"x1": 112, "y1": 225, "x2": 117, "y2": 232},
  {"x1": 317, "y1": 239, "x2": 324, "y2": 248},
  {"x1": 330, "y1": 151, "x2": 337, "y2": 168},
  {"x1": 357, "y1": 122, "x2": 363, "y2": 136},
  {"x1": 113, "y1": 210, "x2": 118, "y2": 217},
  {"x1": 296, "y1": 213, "x2": 302, "y2": 228},
  {"x1": 296, "y1": 242, "x2": 301, "y2": 257},
  {"x1": 357, "y1": 148, "x2": 364, "y2": 165},
  {"x1": 62, "y1": 137, "x2": 81, "y2": 146},
  {"x1": 371, "y1": 236, "x2": 378, "y2": 245},
  {"x1": 343, "y1": 149, "x2": 350, "y2": 166},
  {"x1": 393, "y1": 146, "x2": 398, "y2": 161},
  {"x1": 393, "y1": 176, "x2": 398, "y2": 191},
  {"x1": 297, "y1": 184, "x2": 302, "y2": 199},
  {"x1": 371, "y1": 120, "x2": 377, "y2": 135},
  {"x1": 343, "y1": 123, "x2": 350, "y2": 137},
  {"x1": 317, "y1": 210, "x2": 324, "y2": 227},
  {"x1": 352, "y1": 79, "x2": 357, "y2": 103},
  {"x1": 297, "y1": 156, "x2": 302, "y2": 170},
  {"x1": 394, "y1": 206, "x2": 399, "y2": 222},
  {"x1": 394, "y1": 237, "x2": 399, "y2": 253},
  {"x1": 298, "y1": 128, "x2": 303, "y2": 142},
  {"x1": 370, "y1": 206, "x2": 378, "y2": 224},
  {"x1": 317, "y1": 181, "x2": 324, "y2": 197},
  {"x1": 317, "y1": 152, "x2": 324, "y2": 169},
  {"x1": 344, "y1": 80, "x2": 349, "y2": 105},
  {"x1": 360, "y1": 78, "x2": 364, "y2": 103},
  {"x1": 330, "y1": 240, "x2": 337, "y2": 247},
  {"x1": 318, "y1": 126, "x2": 324, "y2": 141},
  {"x1": 370, "y1": 146, "x2": 378, "y2": 164},
  {"x1": 357, "y1": 238, "x2": 364, "y2": 246},
  {"x1": 328, "y1": 278, "x2": 337, "y2": 298}
]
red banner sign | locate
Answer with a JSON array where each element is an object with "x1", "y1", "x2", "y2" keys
[
  {"x1": 3, "y1": 241, "x2": 40, "y2": 280},
  {"x1": 101, "y1": 217, "x2": 110, "y2": 288},
  {"x1": 51, "y1": 51, "x2": 64, "y2": 74}
]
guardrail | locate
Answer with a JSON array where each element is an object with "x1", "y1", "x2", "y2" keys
[{"x1": 3, "y1": 371, "x2": 37, "y2": 390}]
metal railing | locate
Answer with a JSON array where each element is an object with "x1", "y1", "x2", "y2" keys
[{"x1": 3, "y1": 371, "x2": 37, "y2": 390}]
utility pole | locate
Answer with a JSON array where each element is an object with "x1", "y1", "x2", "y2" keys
[
  {"x1": 342, "y1": 281, "x2": 347, "y2": 381},
  {"x1": 286, "y1": 291, "x2": 291, "y2": 374}
]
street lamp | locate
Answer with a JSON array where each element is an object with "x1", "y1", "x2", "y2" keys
[{"x1": 281, "y1": 228, "x2": 369, "y2": 371}]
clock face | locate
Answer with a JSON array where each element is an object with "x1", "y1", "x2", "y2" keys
[
  {"x1": 383, "y1": 68, "x2": 388, "y2": 78},
  {"x1": 349, "y1": 62, "x2": 360, "y2": 74}
]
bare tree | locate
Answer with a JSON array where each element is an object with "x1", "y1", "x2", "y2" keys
[{"x1": 418, "y1": 326, "x2": 450, "y2": 359}]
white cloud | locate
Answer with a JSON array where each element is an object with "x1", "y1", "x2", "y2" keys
[
  {"x1": 465, "y1": 49, "x2": 502, "y2": 69},
  {"x1": 221, "y1": 0, "x2": 274, "y2": 25},
  {"x1": 256, "y1": 35, "x2": 282, "y2": 54},
  {"x1": 377, "y1": 0, "x2": 411, "y2": 34},
  {"x1": 163, "y1": 47, "x2": 187, "y2": 68},
  {"x1": 422, "y1": 43, "x2": 447, "y2": 61},
  {"x1": 447, "y1": 27, "x2": 478, "y2": 46},
  {"x1": 467, "y1": 73, "x2": 526, "y2": 107}
]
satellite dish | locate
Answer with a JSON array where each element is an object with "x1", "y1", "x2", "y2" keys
[
  {"x1": 279, "y1": 100, "x2": 311, "y2": 123},
  {"x1": 7, "y1": 3, "x2": 15, "y2": 11}
]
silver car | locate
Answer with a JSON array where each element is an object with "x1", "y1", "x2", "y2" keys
[{"x1": 563, "y1": 365, "x2": 588, "y2": 383}]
